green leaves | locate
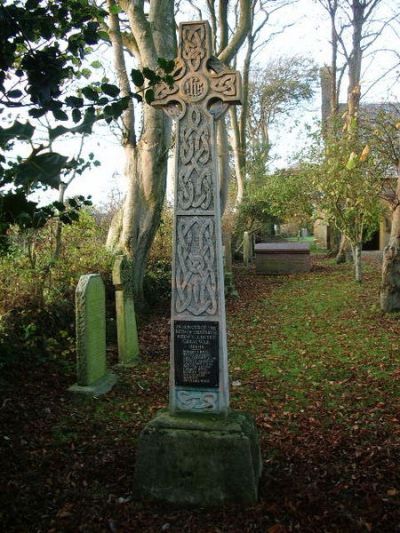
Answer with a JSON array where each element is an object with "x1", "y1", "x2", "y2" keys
[
  {"x1": 72, "y1": 108, "x2": 82, "y2": 123},
  {"x1": 145, "y1": 89, "x2": 155, "y2": 105},
  {"x1": 101, "y1": 83, "x2": 120, "y2": 97},
  {"x1": 81, "y1": 86, "x2": 99, "y2": 101},
  {"x1": 108, "y1": 3, "x2": 123, "y2": 15},
  {"x1": 131, "y1": 69, "x2": 144, "y2": 87},
  {"x1": 157, "y1": 58, "x2": 175, "y2": 74},
  {"x1": 142, "y1": 67, "x2": 159, "y2": 85},
  {"x1": 14, "y1": 153, "x2": 69, "y2": 189},
  {"x1": 7, "y1": 89, "x2": 23, "y2": 99},
  {"x1": 0, "y1": 121, "x2": 35, "y2": 148},
  {"x1": 65, "y1": 96, "x2": 84, "y2": 108},
  {"x1": 346, "y1": 152, "x2": 358, "y2": 170}
]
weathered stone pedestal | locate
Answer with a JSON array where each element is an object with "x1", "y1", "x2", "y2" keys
[{"x1": 134, "y1": 410, "x2": 261, "y2": 505}]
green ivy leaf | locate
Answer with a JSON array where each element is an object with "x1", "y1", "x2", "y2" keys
[
  {"x1": 65, "y1": 96, "x2": 84, "y2": 108},
  {"x1": 72, "y1": 108, "x2": 82, "y2": 123},
  {"x1": 131, "y1": 69, "x2": 144, "y2": 87},
  {"x1": 142, "y1": 67, "x2": 159, "y2": 84},
  {"x1": 157, "y1": 58, "x2": 175, "y2": 74},
  {"x1": 15, "y1": 153, "x2": 69, "y2": 189},
  {"x1": 7, "y1": 89, "x2": 23, "y2": 99},
  {"x1": 81, "y1": 86, "x2": 99, "y2": 101},
  {"x1": 101, "y1": 83, "x2": 120, "y2": 97},
  {"x1": 0, "y1": 121, "x2": 35, "y2": 147},
  {"x1": 145, "y1": 88, "x2": 155, "y2": 104},
  {"x1": 52, "y1": 109, "x2": 69, "y2": 121}
]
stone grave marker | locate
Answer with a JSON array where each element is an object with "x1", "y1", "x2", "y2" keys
[
  {"x1": 243, "y1": 230, "x2": 250, "y2": 266},
  {"x1": 112, "y1": 255, "x2": 139, "y2": 365},
  {"x1": 134, "y1": 21, "x2": 261, "y2": 505},
  {"x1": 69, "y1": 274, "x2": 117, "y2": 396}
]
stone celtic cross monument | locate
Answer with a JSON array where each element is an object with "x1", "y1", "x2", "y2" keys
[
  {"x1": 153, "y1": 20, "x2": 241, "y2": 414},
  {"x1": 134, "y1": 21, "x2": 261, "y2": 505}
]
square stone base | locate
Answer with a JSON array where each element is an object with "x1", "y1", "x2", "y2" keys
[
  {"x1": 134, "y1": 410, "x2": 262, "y2": 505},
  {"x1": 68, "y1": 372, "x2": 117, "y2": 396}
]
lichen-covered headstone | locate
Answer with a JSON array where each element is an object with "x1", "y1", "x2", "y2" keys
[
  {"x1": 112, "y1": 255, "x2": 139, "y2": 365},
  {"x1": 69, "y1": 274, "x2": 116, "y2": 396}
]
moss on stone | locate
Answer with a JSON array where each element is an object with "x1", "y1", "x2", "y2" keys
[{"x1": 134, "y1": 410, "x2": 261, "y2": 505}]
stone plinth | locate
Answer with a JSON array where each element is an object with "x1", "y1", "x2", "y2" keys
[
  {"x1": 134, "y1": 410, "x2": 262, "y2": 505},
  {"x1": 255, "y1": 242, "x2": 311, "y2": 274}
]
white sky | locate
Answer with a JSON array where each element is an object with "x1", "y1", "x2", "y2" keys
[{"x1": 29, "y1": 0, "x2": 400, "y2": 207}]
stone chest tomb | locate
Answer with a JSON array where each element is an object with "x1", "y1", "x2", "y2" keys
[{"x1": 255, "y1": 242, "x2": 311, "y2": 274}]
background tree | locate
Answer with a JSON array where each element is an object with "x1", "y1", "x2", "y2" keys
[
  {"x1": 247, "y1": 56, "x2": 317, "y2": 171},
  {"x1": 105, "y1": 0, "x2": 253, "y2": 306},
  {"x1": 362, "y1": 106, "x2": 400, "y2": 310},
  {"x1": 229, "y1": 0, "x2": 294, "y2": 208},
  {"x1": 0, "y1": 0, "x2": 131, "y2": 247},
  {"x1": 104, "y1": 0, "x2": 177, "y2": 310},
  {"x1": 316, "y1": 0, "x2": 398, "y2": 269},
  {"x1": 304, "y1": 130, "x2": 384, "y2": 282}
]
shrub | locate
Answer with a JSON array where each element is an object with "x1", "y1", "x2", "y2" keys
[{"x1": 0, "y1": 210, "x2": 113, "y2": 368}]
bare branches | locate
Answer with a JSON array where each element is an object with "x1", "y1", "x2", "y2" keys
[
  {"x1": 186, "y1": 0, "x2": 203, "y2": 19},
  {"x1": 218, "y1": 0, "x2": 252, "y2": 64}
]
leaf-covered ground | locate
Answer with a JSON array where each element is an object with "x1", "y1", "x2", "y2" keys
[{"x1": 1, "y1": 256, "x2": 400, "y2": 532}]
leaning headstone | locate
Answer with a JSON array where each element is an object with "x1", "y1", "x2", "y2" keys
[
  {"x1": 243, "y1": 231, "x2": 250, "y2": 266},
  {"x1": 134, "y1": 21, "x2": 261, "y2": 505},
  {"x1": 112, "y1": 255, "x2": 139, "y2": 365},
  {"x1": 69, "y1": 274, "x2": 117, "y2": 396}
]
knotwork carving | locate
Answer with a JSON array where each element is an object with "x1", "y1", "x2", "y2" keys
[
  {"x1": 176, "y1": 390, "x2": 218, "y2": 411},
  {"x1": 175, "y1": 216, "x2": 217, "y2": 316},
  {"x1": 178, "y1": 106, "x2": 212, "y2": 211},
  {"x1": 210, "y1": 73, "x2": 238, "y2": 98},
  {"x1": 181, "y1": 23, "x2": 208, "y2": 72}
]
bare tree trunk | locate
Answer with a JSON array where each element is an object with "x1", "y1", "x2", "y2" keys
[
  {"x1": 106, "y1": 0, "x2": 176, "y2": 308},
  {"x1": 53, "y1": 182, "x2": 66, "y2": 260},
  {"x1": 381, "y1": 172, "x2": 400, "y2": 311},
  {"x1": 217, "y1": 118, "x2": 231, "y2": 214},
  {"x1": 351, "y1": 241, "x2": 362, "y2": 282},
  {"x1": 230, "y1": 107, "x2": 245, "y2": 207},
  {"x1": 336, "y1": 233, "x2": 347, "y2": 263},
  {"x1": 119, "y1": 126, "x2": 171, "y2": 304}
]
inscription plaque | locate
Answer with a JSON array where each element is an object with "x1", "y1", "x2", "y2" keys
[{"x1": 174, "y1": 320, "x2": 219, "y2": 388}]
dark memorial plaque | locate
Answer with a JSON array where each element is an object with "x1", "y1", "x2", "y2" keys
[{"x1": 174, "y1": 321, "x2": 219, "y2": 388}]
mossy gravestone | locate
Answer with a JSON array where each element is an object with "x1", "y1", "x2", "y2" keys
[
  {"x1": 112, "y1": 255, "x2": 139, "y2": 365},
  {"x1": 134, "y1": 21, "x2": 261, "y2": 505},
  {"x1": 69, "y1": 274, "x2": 117, "y2": 396}
]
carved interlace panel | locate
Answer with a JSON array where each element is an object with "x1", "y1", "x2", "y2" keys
[
  {"x1": 175, "y1": 216, "x2": 217, "y2": 316},
  {"x1": 181, "y1": 24, "x2": 208, "y2": 72},
  {"x1": 177, "y1": 106, "x2": 212, "y2": 211},
  {"x1": 176, "y1": 390, "x2": 218, "y2": 411}
]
